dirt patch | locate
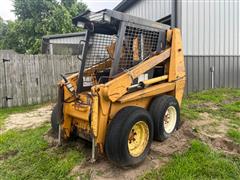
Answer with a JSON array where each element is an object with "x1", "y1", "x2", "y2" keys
[
  {"x1": 211, "y1": 138, "x2": 240, "y2": 155},
  {"x1": 1, "y1": 105, "x2": 53, "y2": 133},
  {"x1": 189, "y1": 102, "x2": 219, "y2": 111},
  {"x1": 236, "y1": 113, "x2": 240, "y2": 118},
  {"x1": 43, "y1": 129, "x2": 59, "y2": 147},
  {"x1": 0, "y1": 150, "x2": 18, "y2": 161},
  {"x1": 192, "y1": 112, "x2": 229, "y2": 137},
  {"x1": 193, "y1": 112, "x2": 215, "y2": 126},
  {"x1": 222, "y1": 97, "x2": 240, "y2": 105},
  {"x1": 189, "y1": 112, "x2": 239, "y2": 155},
  {"x1": 197, "y1": 133, "x2": 240, "y2": 156},
  {"x1": 68, "y1": 122, "x2": 195, "y2": 180}
]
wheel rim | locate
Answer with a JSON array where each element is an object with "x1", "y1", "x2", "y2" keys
[
  {"x1": 163, "y1": 106, "x2": 177, "y2": 133},
  {"x1": 128, "y1": 121, "x2": 149, "y2": 157}
]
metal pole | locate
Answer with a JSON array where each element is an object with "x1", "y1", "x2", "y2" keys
[
  {"x1": 110, "y1": 22, "x2": 127, "y2": 77},
  {"x1": 210, "y1": 66, "x2": 215, "y2": 89},
  {"x1": 171, "y1": 0, "x2": 178, "y2": 28},
  {"x1": 58, "y1": 124, "x2": 62, "y2": 146},
  {"x1": 90, "y1": 136, "x2": 96, "y2": 163}
]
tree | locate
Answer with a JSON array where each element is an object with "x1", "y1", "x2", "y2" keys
[
  {"x1": 61, "y1": 0, "x2": 87, "y2": 17},
  {"x1": 0, "y1": 18, "x2": 21, "y2": 51},
  {"x1": 0, "y1": 0, "x2": 87, "y2": 54},
  {"x1": 0, "y1": 17, "x2": 7, "y2": 49}
]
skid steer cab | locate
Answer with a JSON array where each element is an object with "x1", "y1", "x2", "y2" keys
[{"x1": 51, "y1": 9, "x2": 186, "y2": 167}]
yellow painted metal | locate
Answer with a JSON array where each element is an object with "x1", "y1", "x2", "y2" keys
[
  {"x1": 84, "y1": 58, "x2": 112, "y2": 76},
  {"x1": 166, "y1": 29, "x2": 173, "y2": 44},
  {"x1": 175, "y1": 77, "x2": 186, "y2": 106},
  {"x1": 59, "y1": 28, "x2": 186, "y2": 154},
  {"x1": 128, "y1": 121, "x2": 149, "y2": 157},
  {"x1": 141, "y1": 75, "x2": 168, "y2": 86},
  {"x1": 110, "y1": 97, "x2": 151, "y2": 120},
  {"x1": 168, "y1": 29, "x2": 186, "y2": 82},
  {"x1": 91, "y1": 95, "x2": 99, "y2": 137},
  {"x1": 133, "y1": 37, "x2": 140, "y2": 61},
  {"x1": 118, "y1": 82, "x2": 175, "y2": 103},
  {"x1": 94, "y1": 87, "x2": 111, "y2": 147}
]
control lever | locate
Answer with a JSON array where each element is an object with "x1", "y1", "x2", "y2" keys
[{"x1": 60, "y1": 74, "x2": 76, "y2": 96}]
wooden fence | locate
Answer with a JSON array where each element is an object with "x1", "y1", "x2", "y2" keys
[
  {"x1": 0, "y1": 53, "x2": 79, "y2": 108},
  {"x1": 0, "y1": 52, "x2": 240, "y2": 108}
]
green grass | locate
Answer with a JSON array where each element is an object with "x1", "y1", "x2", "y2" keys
[
  {"x1": 0, "y1": 104, "x2": 84, "y2": 179},
  {"x1": 0, "y1": 104, "x2": 43, "y2": 128},
  {"x1": 0, "y1": 125, "x2": 84, "y2": 180},
  {"x1": 227, "y1": 129, "x2": 240, "y2": 144},
  {"x1": 186, "y1": 88, "x2": 240, "y2": 103},
  {"x1": 141, "y1": 140, "x2": 240, "y2": 180},
  {"x1": 223, "y1": 101, "x2": 240, "y2": 112},
  {"x1": 181, "y1": 88, "x2": 240, "y2": 124},
  {"x1": 1, "y1": 89, "x2": 239, "y2": 179}
]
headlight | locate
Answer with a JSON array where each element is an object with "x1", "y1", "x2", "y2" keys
[
  {"x1": 77, "y1": 21, "x2": 85, "y2": 28},
  {"x1": 103, "y1": 14, "x2": 111, "y2": 23},
  {"x1": 89, "y1": 12, "x2": 111, "y2": 23}
]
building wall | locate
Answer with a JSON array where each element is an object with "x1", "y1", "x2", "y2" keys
[
  {"x1": 44, "y1": 36, "x2": 85, "y2": 55},
  {"x1": 125, "y1": 0, "x2": 172, "y2": 21},
  {"x1": 49, "y1": 36, "x2": 85, "y2": 44},
  {"x1": 122, "y1": 0, "x2": 240, "y2": 56},
  {"x1": 181, "y1": 0, "x2": 240, "y2": 55},
  {"x1": 185, "y1": 55, "x2": 240, "y2": 94}
]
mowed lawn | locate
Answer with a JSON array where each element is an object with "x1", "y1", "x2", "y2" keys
[{"x1": 0, "y1": 89, "x2": 240, "y2": 179}]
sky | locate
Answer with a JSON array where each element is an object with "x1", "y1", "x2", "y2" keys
[{"x1": 0, "y1": 0, "x2": 122, "y2": 21}]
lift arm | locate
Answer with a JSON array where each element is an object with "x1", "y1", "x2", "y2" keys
[{"x1": 103, "y1": 48, "x2": 171, "y2": 102}]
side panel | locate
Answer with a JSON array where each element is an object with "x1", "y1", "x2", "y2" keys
[{"x1": 109, "y1": 97, "x2": 152, "y2": 120}]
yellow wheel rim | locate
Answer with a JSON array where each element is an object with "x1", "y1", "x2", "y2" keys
[{"x1": 128, "y1": 121, "x2": 149, "y2": 157}]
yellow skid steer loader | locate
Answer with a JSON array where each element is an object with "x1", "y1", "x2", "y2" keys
[{"x1": 51, "y1": 9, "x2": 186, "y2": 167}]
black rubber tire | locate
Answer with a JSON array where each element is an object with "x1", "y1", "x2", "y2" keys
[
  {"x1": 51, "y1": 105, "x2": 59, "y2": 134},
  {"x1": 149, "y1": 95, "x2": 180, "y2": 142},
  {"x1": 105, "y1": 106, "x2": 153, "y2": 167}
]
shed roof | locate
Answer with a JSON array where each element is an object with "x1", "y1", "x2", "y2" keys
[
  {"x1": 43, "y1": 32, "x2": 86, "y2": 40},
  {"x1": 113, "y1": 0, "x2": 137, "y2": 12}
]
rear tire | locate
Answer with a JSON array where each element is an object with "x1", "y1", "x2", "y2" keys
[
  {"x1": 105, "y1": 106, "x2": 153, "y2": 167},
  {"x1": 149, "y1": 95, "x2": 180, "y2": 141}
]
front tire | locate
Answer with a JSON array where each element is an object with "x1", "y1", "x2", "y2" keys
[
  {"x1": 149, "y1": 95, "x2": 180, "y2": 142},
  {"x1": 105, "y1": 106, "x2": 153, "y2": 167}
]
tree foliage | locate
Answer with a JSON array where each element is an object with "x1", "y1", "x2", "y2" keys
[{"x1": 0, "y1": 0, "x2": 87, "y2": 54}]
